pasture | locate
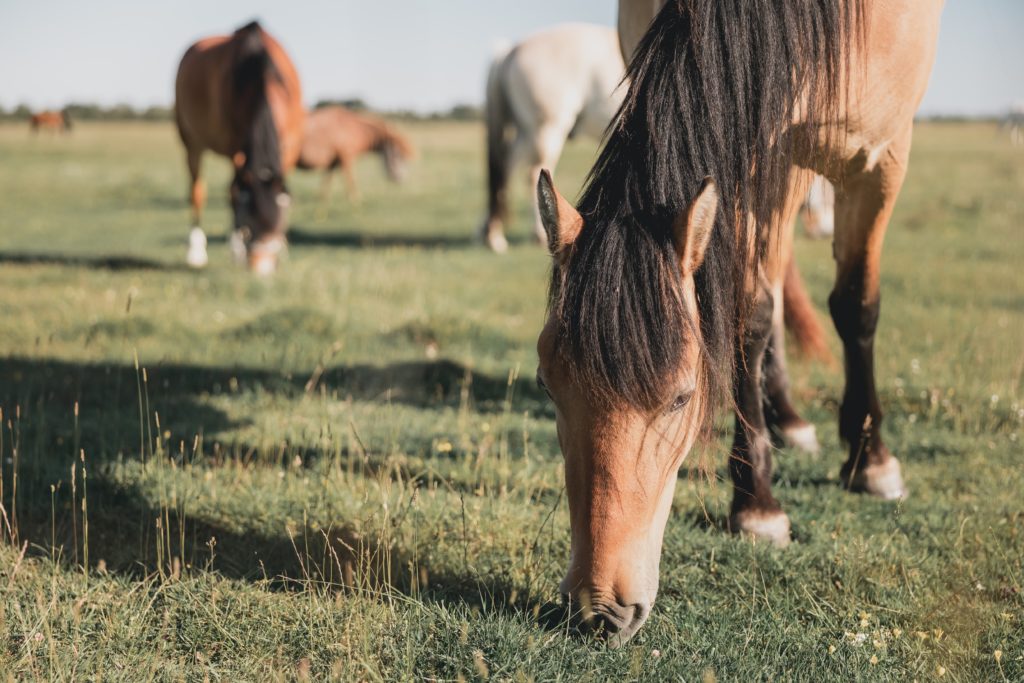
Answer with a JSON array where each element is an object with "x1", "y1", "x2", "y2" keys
[{"x1": 0, "y1": 120, "x2": 1020, "y2": 680}]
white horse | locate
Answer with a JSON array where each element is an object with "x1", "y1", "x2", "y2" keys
[
  {"x1": 480, "y1": 24, "x2": 627, "y2": 252},
  {"x1": 800, "y1": 175, "x2": 836, "y2": 238}
]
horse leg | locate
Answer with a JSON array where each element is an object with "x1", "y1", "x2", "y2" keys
[
  {"x1": 729, "y1": 280, "x2": 791, "y2": 546},
  {"x1": 829, "y1": 126, "x2": 912, "y2": 500},
  {"x1": 317, "y1": 169, "x2": 334, "y2": 221},
  {"x1": 185, "y1": 147, "x2": 208, "y2": 268},
  {"x1": 528, "y1": 124, "x2": 569, "y2": 245},
  {"x1": 764, "y1": 198, "x2": 820, "y2": 454},
  {"x1": 764, "y1": 283, "x2": 820, "y2": 454},
  {"x1": 481, "y1": 133, "x2": 530, "y2": 253},
  {"x1": 341, "y1": 156, "x2": 362, "y2": 205}
]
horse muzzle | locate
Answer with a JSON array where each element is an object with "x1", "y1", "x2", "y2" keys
[{"x1": 560, "y1": 586, "x2": 652, "y2": 648}]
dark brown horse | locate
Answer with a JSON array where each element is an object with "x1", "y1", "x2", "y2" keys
[
  {"x1": 536, "y1": 0, "x2": 942, "y2": 645},
  {"x1": 297, "y1": 105, "x2": 416, "y2": 213},
  {"x1": 175, "y1": 21, "x2": 305, "y2": 274},
  {"x1": 30, "y1": 110, "x2": 71, "y2": 133}
]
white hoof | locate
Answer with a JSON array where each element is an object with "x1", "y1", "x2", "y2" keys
[
  {"x1": 782, "y1": 423, "x2": 820, "y2": 455},
  {"x1": 485, "y1": 232, "x2": 509, "y2": 254},
  {"x1": 186, "y1": 227, "x2": 208, "y2": 268},
  {"x1": 844, "y1": 457, "x2": 908, "y2": 500},
  {"x1": 731, "y1": 509, "x2": 791, "y2": 547}
]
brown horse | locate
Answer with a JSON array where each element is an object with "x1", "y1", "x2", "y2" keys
[
  {"x1": 297, "y1": 105, "x2": 416, "y2": 212},
  {"x1": 536, "y1": 0, "x2": 943, "y2": 645},
  {"x1": 30, "y1": 110, "x2": 71, "y2": 133},
  {"x1": 174, "y1": 21, "x2": 304, "y2": 274}
]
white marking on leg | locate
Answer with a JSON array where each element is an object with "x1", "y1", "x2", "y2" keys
[
  {"x1": 733, "y1": 510, "x2": 792, "y2": 548},
  {"x1": 186, "y1": 226, "x2": 208, "y2": 268},
  {"x1": 783, "y1": 423, "x2": 820, "y2": 455}
]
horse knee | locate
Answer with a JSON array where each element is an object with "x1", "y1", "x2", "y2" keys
[{"x1": 828, "y1": 279, "x2": 880, "y2": 343}]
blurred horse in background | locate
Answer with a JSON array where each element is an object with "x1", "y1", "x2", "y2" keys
[
  {"x1": 175, "y1": 20, "x2": 304, "y2": 274},
  {"x1": 480, "y1": 24, "x2": 626, "y2": 252},
  {"x1": 30, "y1": 110, "x2": 72, "y2": 133},
  {"x1": 801, "y1": 175, "x2": 836, "y2": 238},
  {"x1": 297, "y1": 105, "x2": 416, "y2": 215},
  {"x1": 1005, "y1": 102, "x2": 1024, "y2": 147}
]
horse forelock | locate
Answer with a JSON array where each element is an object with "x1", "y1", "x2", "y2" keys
[
  {"x1": 548, "y1": 211, "x2": 700, "y2": 414},
  {"x1": 552, "y1": 0, "x2": 862, "y2": 432}
]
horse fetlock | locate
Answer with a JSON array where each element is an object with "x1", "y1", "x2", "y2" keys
[
  {"x1": 781, "y1": 422, "x2": 820, "y2": 455},
  {"x1": 480, "y1": 219, "x2": 509, "y2": 253},
  {"x1": 842, "y1": 455, "x2": 907, "y2": 500},
  {"x1": 186, "y1": 227, "x2": 208, "y2": 268},
  {"x1": 730, "y1": 508, "x2": 792, "y2": 547}
]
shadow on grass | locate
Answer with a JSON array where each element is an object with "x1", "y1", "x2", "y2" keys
[
  {"x1": 7, "y1": 467, "x2": 573, "y2": 635},
  {"x1": 1, "y1": 351, "x2": 563, "y2": 630},
  {"x1": 0, "y1": 355, "x2": 545, "y2": 461},
  {"x1": 0, "y1": 251, "x2": 185, "y2": 271},
  {"x1": 288, "y1": 226, "x2": 476, "y2": 250}
]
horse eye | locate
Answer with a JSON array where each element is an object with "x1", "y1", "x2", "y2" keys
[{"x1": 667, "y1": 392, "x2": 693, "y2": 413}]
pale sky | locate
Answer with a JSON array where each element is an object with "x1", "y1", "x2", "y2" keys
[{"x1": 1, "y1": 0, "x2": 1020, "y2": 116}]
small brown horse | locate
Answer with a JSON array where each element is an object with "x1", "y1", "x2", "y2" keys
[
  {"x1": 297, "y1": 105, "x2": 416, "y2": 212},
  {"x1": 30, "y1": 110, "x2": 71, "y2": 133},
  {"x1": 537, "y1": 0, "x2": 942, "y2": 645},
  {"x1": 175, "y1": 21, "x2": 304, "y2": 274}
]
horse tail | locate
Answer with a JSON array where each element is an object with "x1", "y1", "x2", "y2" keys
[
  {"x1": 484, "y1": 42, "x2": 513, "y2": 225},
  {"x1": 783, "y1": 258, "x2": 833, "y2": 364}
]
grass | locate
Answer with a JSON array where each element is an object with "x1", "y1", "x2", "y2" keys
[{"x1": 0, "y1": 119, "x2": 1021, "y2": 681}]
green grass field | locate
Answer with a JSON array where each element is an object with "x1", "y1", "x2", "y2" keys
[{"x1": 0, "y1": 120, "x2": 1021, "y2": 681}]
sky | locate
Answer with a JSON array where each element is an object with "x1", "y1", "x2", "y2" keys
[{"x1": 1, "y1": 0, "x2": 1021, "y2": 116}]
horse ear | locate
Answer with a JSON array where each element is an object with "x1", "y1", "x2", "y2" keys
[
  {"x1": 672, "y1": 177, "x2": 718, "y2": 274},
  {"x1": 537, "y1": 169, "x2": 583, "y2": 259}
]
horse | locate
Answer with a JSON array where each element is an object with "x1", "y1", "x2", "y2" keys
[
  {"x1": 480, "y1": 23, "x2": 626, "y2": 252},
  {"x1": 1005, "y1": 102, "x2": 1024, "y2": 147},
  {"x1": 30, "y1": 110, "x2": 71, "y2": 133},
  {"x1": 297, "y1": 105, "x2": 416, "y2": 213},
  {"x1": 535, "y1": 0, "x2": 943, "y2": 645},
  {"x1": 174, "y1": 21, "x2": 305, "y2": 275},
  {"x1": 800, "y1": 175, "x2": 837, "y2": 238}
]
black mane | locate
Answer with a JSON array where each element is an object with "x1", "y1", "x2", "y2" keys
[
  {"x1": 549, "y1": 0, "x2": 860, "y2": 427},
  {"x1": 231, "y1": 20, "x2": 282, "y2": 178}
]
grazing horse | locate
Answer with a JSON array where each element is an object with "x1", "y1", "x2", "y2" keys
[
  {"x1": 174, "y1": 21, "x2": 304, "y2": 274},
  {"x1": 30, "y1": 110, "x2": 71, "y2": 133},
  {"x1": 297, "y1": 105, "x2": 416, "y2": 212},
  {"x1": 536, "y1": 0, "x2": 942, "y2": 645},
  {"x1": 480, "y1": 24, "x2": 626, "y2": 252}
]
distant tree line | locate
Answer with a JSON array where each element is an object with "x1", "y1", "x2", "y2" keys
[
  {"x1": 0, "y1": 103, "x2": 174, "y2": 121},
  {"x1": 0, "y1": 99, "x2": 482, "y2": 122},
  {"x1": 312, "y1": 98, "x2": 482, "y2": 121}
]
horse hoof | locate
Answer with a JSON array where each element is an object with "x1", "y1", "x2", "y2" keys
[
  {"x1": 843, "y1": 457, "x2": 907, "y2": 500},
  {"x1": 730, "y1": 509, "x2": 791, "y2": 547},
  {"x1": 782, "y1": 422, "x2": 820, "y2": 455},
  {"x1": 186, "y1": 227, "x2": 208, "y2": 268}
]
